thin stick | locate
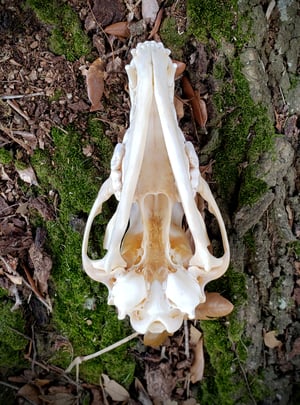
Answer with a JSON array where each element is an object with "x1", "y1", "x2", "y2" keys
[
  {"x1": 6, "y1": 99, "x2": 32, "y2": 122},
  {"x1": 0, "y1": 92, "x2": 44, "y2": 100},
  {"x1": 66, "y1": 332, "x2": 139, "y2": 373},
  {"x1": 0, "y1": 256, "x2": 52, "y2": 312},
  {"x1": 184, "y1": 319, "x2": 190, "y2": 358}
]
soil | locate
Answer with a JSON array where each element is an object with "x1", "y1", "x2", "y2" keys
[{"x1": 0, "y1": 0, "x2": 299, "y2": 404}]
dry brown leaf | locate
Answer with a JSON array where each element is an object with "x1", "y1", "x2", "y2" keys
[
  {"x1": 17, "y1": 383, "x2": 43, "y2": 405},
  {"x1": 174, "y1": 96, "x2": 184, "y2": 121},
  {"x1": 148, "y1": 6, "x2": 164, "y2": 39},
  {"x1": 16, "y1": 165, "x2": 38, "y2": 186},
  {"x1": 263, "y1": 330, "x2": 282, "y2": 349},
  {"x1": 142, "y1": 0, "x2": 159, "y2": 24},
  {"x1": 102, "y1": 374, "x2": 130, "y2": 402},
  {"x1": 39, "y1": 392, "x2": 76, "y2": 405},
  {"x1": 195, "y1": 292, "x2": 234, "y2": 320},
  {"x1": 143, "y1": 330, "x2": 169, "y2": 347},
  {"x1": 173, "y1": 60, "x2": 186, "y2": 79},
  {"x1": 190, "y1": 336, "x2": 204, "y2": 383},
  {"x1": 82, "y1": 58, "x2": 105, "y2": 112},
  {"x1": 182, "y1": 76, "x2": 207, "y2": 129},
  {"x1": 29, "y1": 243, "x2": 52, "y2": 295},
  {"x1": 189, "y1": 324, "x2": 202, "y2": 346},
  {"x1": 104, "y1": 21, "x2": 130, "y2": 38}
]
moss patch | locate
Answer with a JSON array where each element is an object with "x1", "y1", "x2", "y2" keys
[
  {"x1": 213, "y1": 59, "x2": 275, "y2": 209},
  {"x1": 187, "y1": 0, "x2": 238, "y2": 44},
  {"x1": 160, "y1": 16, "x2": 189, "y2": 59},
  {"x1": 198, "y1": 268, "x2": 251, "y2": 403},
  {"x1": 30, "y1": 123, "x2": 135, "y2": 385},
  {"x1": 0, "y1": 294, "x2": 28, "y2": 369},
  {"x1": 27, "y1": 0, "x2": 91, "y2": 61}
]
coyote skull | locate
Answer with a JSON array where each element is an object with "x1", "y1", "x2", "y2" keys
[{"x1": 82, "y1": 42, "x2": 230, "y2": 336}]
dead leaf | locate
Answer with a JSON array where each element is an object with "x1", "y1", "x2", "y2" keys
[
  {"x1": 17, "y1": 383, "x2": 43, "y2": 405},
  {"x1": 101, "y1": 374, "x2": 130, "y2": 402},
  {"x1": 142, "y1": 0, "x2": 159, "y2": 24},
  {"x1": 143, "y1": 330, "x2": 169, "y2": 347},
  {"x1": 182, "y1": 76, "x2": 208, "y2": 129},
  {"x1": 174, "y1": 96, "x2": 184, "y2": 121},
  {"x1": 104, "y1": 21, "x2": 130, "y2": 38},
  {"x1": 82, "y1": 58, "x2": 105, "y2": 112},
  {"x1": 173, "y1": 60, "x2": 186, "y2": 79},
  {"x1": 39, "y1": 392, "x2": 77, "y2": 405},
  {"x1": 135, "y1": 378, "x2": 153, "y2": 405},
  {"x1": 16, "y1": 165, "x2": 38, "y2": 186},
  {"x1": 29, "y1": 197, "x2": 55, "y2": 221},
  {"x1": 195, "y1": 292, "x2": 234, "y2": 320},
  {"x1": 263, "y1": 330, "x2": 282, "y2": 349},
  {"x1": 190, "y1": 336, "x2": 204, "y2": 383},
  {"x1": 29, "y1": 243, "x2": 52, "y2": 295},
  {"x1": 87, "y1": 0, "x2": 126, "y2": 28},
  {"x1": 148, "y1": 6, "x2": 164, "y2": 39},
  {"x1": 189, "y1": 324, "x2": 202, "y2": 346}
]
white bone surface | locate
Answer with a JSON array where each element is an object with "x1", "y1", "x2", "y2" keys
[{"x1": 82, "y1": 41, "x2": 230, "y2": 335}]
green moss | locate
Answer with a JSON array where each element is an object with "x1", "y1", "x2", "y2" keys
[
  {"x1": 30, "y1": 125, "x2": 135, "y2": 384},
  {"x1": 0, "y1": 148, "x2": 12, "y2": 164},
  {"x1": 287, "y1": 240, "x2": 300, "y2": 259},
  {"x1": 27, "y1": 0, "x2": 91, "y2": 61},
  {"x1": 213, "y1": 59, "x2": 276, "y2": 208},
  {"x1": 160, "y1": 16, "x2": 189, "y2": 59},
  {"x1": 187, "y1": 0, "x2": 237, "y2": 44},
  {"x1": 0, "y1": 300, "x2": 27, "y2": 368}
]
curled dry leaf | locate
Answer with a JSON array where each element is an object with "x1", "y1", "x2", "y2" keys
[
  {"x1": 29, "y1": 243, "x2": 52, "y2": 296},
  {"x1": 148, "y1": 6, "x2": 164, "y2": 39},
  {"x1": 195, "y1": 292, "x2": 234, "y2": 320},
  {"x1": 182, "y1": 76, "x2": 208, "y2": 129},
  {"x1": 143, "y1": 330, "x2": 169, "y2": 347},
  {"x1": 174, "y1": 96, "x2": 184, "y2": 121},
  {"x1": 190, "y1": 336, "x2": 204, "y2": 383},
  {"x1": 173, "y1": 60, "x2": 186, "y2": 79},
  {"x1": 82, "y1": 58, "x2": 105, "y2": 112},
  {"x1": 263, "y1": 330, "x2": 282, "y2": 349},
  {"x1": 142, "y1": 0, "x2": 159, "y2": 24},
  {"x1": 101, "y1": 374, "x2": 130, "y2": 402},
  {"x1": 16, "y1": 165, "x2": 39, "y2": 186},
  {"x1": 104, "y1": 21, "x2": 130, "y2": 39}
]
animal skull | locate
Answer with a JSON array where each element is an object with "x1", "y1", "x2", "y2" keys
[{"x1": 82, "y1": 41, "x2": 230, "y2": 336}]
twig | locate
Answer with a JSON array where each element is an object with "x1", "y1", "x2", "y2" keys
[
  {"x1": 232, "y1": 343, "x2": 257, "y2": 405},
  {"x1": 0, "y1": 381, "x2": 19, "y2": 390},
  {"x1": 24, "y1": 355, "x2": 81, "y2": 389},
  {"x1": 6, "y1": 99, "x2": 32, "y2": 122},
  {"x1": 66, "y1": 332, "x2": 139, "y2": 374},
  {"x1": 0, "y1": 256, "x2": 52, "y2": 312},
  {"x1": 184, "y1": 319, "x2": 190, "y2": 358},
  {"x1": 0, "y1": 92, "x2": 44, "y2": 100},
  {"x1": 0, "y1": 123, "x2": 33, "y2": 153}
]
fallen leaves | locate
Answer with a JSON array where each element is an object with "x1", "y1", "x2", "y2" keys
[
  {"x1": 82, "y1": 58, "x2": 105, "y2": 112},
  {"x1": 195, "y1": 292, "x2": 234, "y2": 320},
  {"x1": 182, "y1": 76, "x2": 208, "y2": 130},
  {"x1": 263, "y1": 330, "x2": 282, "y2": 349},
  {"x1": 101, "y1": 374, "x2": 129, "y2": 402}
]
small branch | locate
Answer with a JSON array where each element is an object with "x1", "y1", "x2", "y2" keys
[
  {"x1": 0, "y1": 256, "x2": 52, "y2": 312},
  {"x1": 6, "y1": 99, "x2": 32, "y2": 122},
  {"x1": 66, "y1": 332, "x2": 139, "y2": 374},
  {"x1": 0, "y1": 92, "x2": 45, "y2": 100}
]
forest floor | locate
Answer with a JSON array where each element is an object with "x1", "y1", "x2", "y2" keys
[{"x1": 0, "y1": 0, "x2": 300, "y2": 404}]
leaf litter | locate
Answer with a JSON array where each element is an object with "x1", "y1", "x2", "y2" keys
[{"x1": 0, "y1": 0, "x2": 252, "y2": 403}]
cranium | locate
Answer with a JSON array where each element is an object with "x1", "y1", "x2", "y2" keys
[{"x1": 82, "y1": 41, "x2": 230, "y2": 336}]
